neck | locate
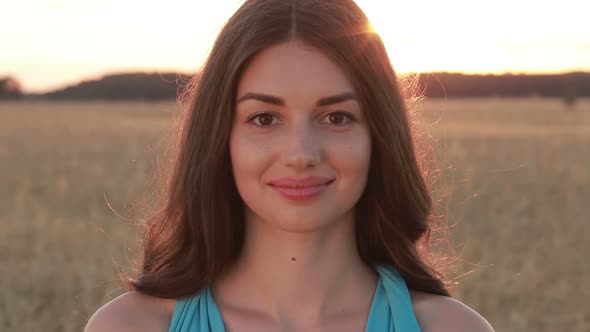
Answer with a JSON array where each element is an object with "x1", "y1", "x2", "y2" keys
[{"x1": 212, "y1": 209, "x2": 379, "y2": 328}]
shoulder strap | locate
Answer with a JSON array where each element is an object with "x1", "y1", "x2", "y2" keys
[
  {"x1": 365, "y1": 264, "x2": 421, "y2": 332},
  {"x1": 168, "y1": 289, "x2": 226, "y2": 332}
]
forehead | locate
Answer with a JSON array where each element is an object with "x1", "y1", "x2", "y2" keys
[{"x1": 236, "y1": 40, "x2": 354, "y2": 100}]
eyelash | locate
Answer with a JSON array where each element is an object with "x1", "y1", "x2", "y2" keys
[{"x1": 246, "y1": 111, "x2": 356, "y2": 128}]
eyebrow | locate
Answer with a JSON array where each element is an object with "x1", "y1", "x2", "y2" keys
[{"x1": 236, "y1": 92, "x2": 357, "y2": 107}]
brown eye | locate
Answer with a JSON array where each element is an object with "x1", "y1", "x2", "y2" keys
[
  {"x1": 248, "y1": 112, "x2": 278, "y2": 127},
  {"x1": 324, "y1": 112, "x2": 355, "y2": 126},
  {"x1": 257, "y1": 114, "x2": 274, "y2": 126},
  {"x1": 329, "y1": 113, "x2": 345, "y2": 125}
]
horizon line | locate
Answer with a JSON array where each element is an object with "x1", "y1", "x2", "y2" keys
[{"x1": 6, "y1": 68, "x2": 590, "y2": 94}]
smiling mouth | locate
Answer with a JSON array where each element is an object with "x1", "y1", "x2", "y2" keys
[
  {"x1": 270, "y1": 179, "x2": 335, "y2": 189},
  {"x1": 269, "y1": 180, "x2": 334, "y2": 200}
]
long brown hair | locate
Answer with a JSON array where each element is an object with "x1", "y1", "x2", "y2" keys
[{"x1": 127, "y1": 0, "x2": 452, "y2": 299}]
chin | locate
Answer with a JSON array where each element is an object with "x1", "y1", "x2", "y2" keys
[
  {"x1": 275, "y1": 219, "x2": 331, "y2": 233},
  {"x1": 252, "y1": 208, "x2": 349, "y2": 234}
]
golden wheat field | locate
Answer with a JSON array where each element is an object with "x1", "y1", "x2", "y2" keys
[{"x1": 1, "y1": 98, "x2": 588, "y2": 332}]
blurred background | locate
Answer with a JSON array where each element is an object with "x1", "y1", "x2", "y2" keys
[{"x1": 1, "y1": 0, "x2": 588, "y2": 331}]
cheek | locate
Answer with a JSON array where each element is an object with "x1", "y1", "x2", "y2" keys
[
  {"x1": 327, "y1": 131, "x2": 372, "y2": 206},
  {"x1": 328, "y1": 131, "x2": 371, "y2": 175},
  {"x1": 229, "y1": 130, "x2": 273, "y2": 182}
]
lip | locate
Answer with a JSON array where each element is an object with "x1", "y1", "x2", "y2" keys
[
  {"x1": 267, "y1": 176, "x2": 335, "y2": 188},
  {"x1": 270, "y1": 177, "x2": 334, "y2": 201}
]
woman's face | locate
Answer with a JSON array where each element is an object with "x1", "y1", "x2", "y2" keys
[{"x1": 230, "y1": 39, "x2": 371, "y2": 233}]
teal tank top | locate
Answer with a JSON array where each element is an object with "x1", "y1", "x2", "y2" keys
[{"x1": 169, "y1": 264, "x2": 421, "y2": 331}]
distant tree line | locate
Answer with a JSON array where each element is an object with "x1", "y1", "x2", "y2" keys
[
  {"x1": 37, "y1": 73, "x2": 193, "y2": 100},
  {"x1": 416, "y1": 72, "x2": 590, "y2": 98},
  {"x1": 3, "y1": 71, "x2": 590, "y2": 101}
]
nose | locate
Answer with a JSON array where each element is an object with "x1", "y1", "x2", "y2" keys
[{"x1": 282, "y1": 121, "x2": 321, "y2": 169}]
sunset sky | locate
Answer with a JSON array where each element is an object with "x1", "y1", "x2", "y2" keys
[{"x1": 1, "y1": 0, "x2": 589, "y2": 93}]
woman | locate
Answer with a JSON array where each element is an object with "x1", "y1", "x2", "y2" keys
[{"x1": 85, "y1": 0, "x2": 494, "y2": 331}]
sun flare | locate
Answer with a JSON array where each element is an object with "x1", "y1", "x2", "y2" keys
[{"x1": 354, "y1": 0, "x2": 577, "y2": 74}]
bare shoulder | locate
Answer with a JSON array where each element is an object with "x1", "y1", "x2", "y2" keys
[
  {"x1": 409, "y1": 290, "x2": 495, "y2": 332},
  {"x1": 84, "y1": 291, "x2": 176, "y2": 332}
]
